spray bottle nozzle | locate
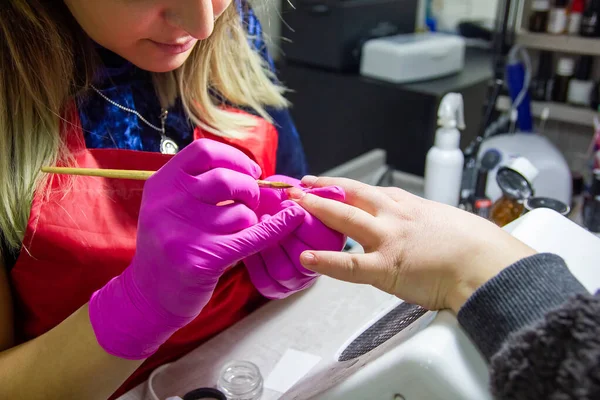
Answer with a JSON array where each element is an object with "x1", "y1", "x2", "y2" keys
[{"x1": 437, "y1": 93, "x2": 466, "y2": 130}]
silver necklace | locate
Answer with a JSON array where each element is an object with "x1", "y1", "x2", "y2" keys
[{"x1": 90, "y1": 85, "x2": 179, "y2": 155}]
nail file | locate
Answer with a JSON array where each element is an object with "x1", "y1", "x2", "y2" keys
[{"x1": 336, "y1": 301, "x2": 429, "y2": 362}]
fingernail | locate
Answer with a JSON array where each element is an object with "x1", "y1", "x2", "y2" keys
[
  {"x1": 216, "y1": 200, "x2": 235, "y2": 207},
  {"x1": 287, "y1": 187, "x2": 306, "y2": 201},
  {"x1": 300, "y1": 252, "x2": 317, "y2": 266},
  {"x1": 301, "y1": 175, "x2": 318, "y2": 187}
]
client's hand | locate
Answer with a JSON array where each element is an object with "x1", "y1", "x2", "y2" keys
[
  {"x1": 290, "y1": 176, "x2": 536, "y2": 313},
  {"x1": 243, "y1": 175, "x2": 346, "y2": 299}
]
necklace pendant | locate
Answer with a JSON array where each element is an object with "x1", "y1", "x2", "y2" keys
[
  {"x1": 160, "y1": 135, "x2": 179, "y2": 155},
  {"x1": 158, "y1": 108, "x2": 178, "y2": 154}
]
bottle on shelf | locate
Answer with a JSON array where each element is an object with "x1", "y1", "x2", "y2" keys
[
  {"x1": 583, "y1": 170, "x2": 600, "y2": 233},
  {"x1": 548, "y1": 0, "x2": 569, "y2": 34},
  {"x1": 530, "y1": 51, "x2": 555, "y2": 102},
  {"x1": 569, "y1": 0, "x2": 585, "y2": 34},
  {"x1": 591, "y1": 81, "x2": 600, "y2": 111},
  {"x1": 568, "y1": 56, "x2": 595, "y2": 107},
  {"x1": 581, "y1": 0, "x2": 600, "y2": 37},
  {"x1": 553, "y1": 57, "x2": 575, "y2": 103},
  {"x1": 529, "y1": 0, "x2": 551, "y2": 32}
]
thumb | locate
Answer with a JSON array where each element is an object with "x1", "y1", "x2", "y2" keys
[
  {"x1": 299, "y1": 251, "x2": 384, "y2": 288},
  {"x1": 231, "y1": 205, "x2": 306, "y2": 258}
]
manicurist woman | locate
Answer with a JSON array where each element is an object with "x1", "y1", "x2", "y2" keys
[{"x1": 0, "y1": 1, "x2": 344, "y2": 398}]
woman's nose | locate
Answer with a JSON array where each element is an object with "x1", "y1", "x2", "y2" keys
[{"x1": 165, "y1": 0, "x2": 216, "y2": 40}]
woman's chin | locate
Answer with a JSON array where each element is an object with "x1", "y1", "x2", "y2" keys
[{"x1": 139, "y1": 56, "x2": 191, "y2": 73}]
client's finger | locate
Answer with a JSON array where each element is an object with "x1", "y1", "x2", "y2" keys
[
  {"x1": 299, "y1": 251, "x2": 384, "y2": 288},
  {"x1": 288, "y1": 190, "x2": 381, "y2": 246},
  {"x1": 300, "y1": 176, "x2": 390, "y2": 216}
]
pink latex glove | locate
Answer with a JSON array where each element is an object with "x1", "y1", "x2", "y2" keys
[
  {"x1": 243, "y1": 175, "x2": 346, "y2": 299},
  {"x1": 89, "y1": 139, "x2": 305, "y2": 360}
]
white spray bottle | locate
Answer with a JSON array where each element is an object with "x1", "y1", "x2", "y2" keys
[{"x1": 424, "y1": 93, "x2": 465, "y2": 206}]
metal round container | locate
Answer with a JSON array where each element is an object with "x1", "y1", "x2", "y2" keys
[{"x1": 524, "y1": 197, "x2": 570, "y2": 216}]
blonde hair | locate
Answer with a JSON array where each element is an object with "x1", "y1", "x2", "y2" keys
[{"x1": 0, "y1": 1, "x2": 288, "y2": 257}]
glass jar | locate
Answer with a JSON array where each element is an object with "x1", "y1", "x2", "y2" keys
[
  {"x1": 490, "y1": 158, "x2": 538, "y2": 227},
  {"x1": 490, "y1": 195, "x2": 526, "y2": 227},
  {"x1": 217, "y1": 361, "x2": 263, "y2": 400}
]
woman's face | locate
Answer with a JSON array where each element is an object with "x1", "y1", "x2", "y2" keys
[{"x1": 64, "y1": 0, "x2": 232, "y2": 72}]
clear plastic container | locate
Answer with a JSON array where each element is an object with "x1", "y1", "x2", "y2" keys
[{"x1": 217, "y1": 361, "x2": 263, "y2": 400}]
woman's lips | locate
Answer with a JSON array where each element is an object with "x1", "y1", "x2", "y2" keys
[{"x1": 150, "y1": 37, "x2": 197, "y2": 55}]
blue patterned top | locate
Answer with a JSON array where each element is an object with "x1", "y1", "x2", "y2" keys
[{"x1": 77, "y1": 3, "x2": 307, "y2": 178}]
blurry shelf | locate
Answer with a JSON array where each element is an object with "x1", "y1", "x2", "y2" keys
[
  {"x1": 516, "y1": 31, "x2": 600, "y2": 56},
  {"x1": 496, "y1": 95, "x2": 598, "y2": 127}
]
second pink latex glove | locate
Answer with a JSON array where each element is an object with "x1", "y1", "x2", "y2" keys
[
  {"x1": 89, "y1": 140, "x2": 305, "y2": 360},
  {"x1": 243, "y1": 175, "x2": 346, "y2": 299}
]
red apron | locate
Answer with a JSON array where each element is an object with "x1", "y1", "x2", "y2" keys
[{"x1": 9, "y1": 106, "x2": 279, "y2": 398}]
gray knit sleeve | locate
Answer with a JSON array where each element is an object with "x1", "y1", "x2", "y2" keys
[
  {"x1": 490, "y1": 292, "x2": 600, "y2": 399},
  {"x1": 457, "y1": 253, "x2": 600, "y2": 400},
  {"x1": 457, "y1": 253, "x2": 588, "y2": 359}
]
